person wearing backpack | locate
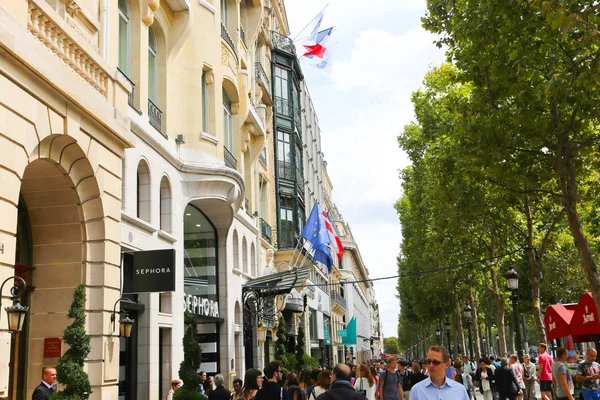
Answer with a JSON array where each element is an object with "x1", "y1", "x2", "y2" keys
[
  {"x1": 453, "y1": 360, "x2": 473, "y2": 399},
  {"x1": 398, "y1": 361, "x2": 412, "y2": 400},
  {"x1": 378, "y1": 357, "x2": 405, "y2": 400}
]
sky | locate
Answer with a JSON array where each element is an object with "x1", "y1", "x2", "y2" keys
[{"x1": 284, "y1": 0, "x2": 446, "y2": 339}]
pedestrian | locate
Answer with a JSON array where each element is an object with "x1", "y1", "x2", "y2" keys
[
  {"x1": 576, "y1": 347, "x2": 600, "y2": 400},
  {"x1": 397, "y1": 361, "x2": 412, "y2": 400},
  {"x1": 166, "y1": 380, "x2": 183, "y2": 400},
  {"x1": 32, "y1": 367, "x2": 57, "y2": 400},
  {"x1": 255, "y1": 362, "x2": 287, "y2": 400},
  {"x1": 205, "y1": 375, "x2": 216, "y2": 397},
  {"x1": 379, "y1": 357, "x2": 404, "y2": 400},
  {"x1": 242, "y1": 369, "x2": 264, "y2": 400},
  {"x1": 370, "y1": 366, "x2": 380, "y2": 399},
  {"x1": 453, "y1": 359, "x2": 473, "y2": 399},
  {"x1": 409, "y1": 346, "x2": 469, "y2": 400},
  {"x1": 475, "y1": 358, "x2": 495, "y2": 400},
  {"x1": 210, "y1": 375, "x2": 232, "y2": 400},
  {"x1": 316, "y1": 364, "x2": 365, "y2": 400},
  {"x1": 409, "y1": 362, "x2": 426, "y2": 388},
  {"x1": 493, "y1": 358, "x2": 522, "y2": 400},
  {"x1": 522, "y1": 355, "x2": 536, "y2": 400},
  {"x1": 354, "y1": 364, "x2": 376, "y2": 400},
  {"x1": 509, "y1": 354, "x2": 525, "y2": 400},
  {"x1": 312, "y1": 370, "x2": 331, "y2": 399},
  {"x1": 537, "y1": 343, "x2": 554, "y2": 400},
  {"x1": 306, "y1": 369, "x2": 321, "y2": 400},
  {"x1": 299, "y1": 370, "x2": 312, "y2": 392},
  {"x1": 199, "y1": 371, "x2": 207, "y2": 394},
  {"x1": 231, "y1": 378, "x2": 243, "y2": 400},
  {"x1": 551, "y1": 347, "x2": 574, "y2": 400},
  {"x1": 285, "y1": 373, "x2": 306, "y2": 400}
]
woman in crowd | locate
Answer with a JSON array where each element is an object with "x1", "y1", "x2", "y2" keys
[
  {"x1": 410, "y1": 361, "x2": 427, "y2": 387},
  {"x1": 312, "y1": 370, "x2": 331, "y2": 398},
  {"x1": 286, "y1": 373, "x2": 306, "y2": 400},
  {"x1": 475, "y1": 357, "x2": 495, "y2": 400},
  {"x1": 166, "y1": 379, "x2": 182, "y2": 400},
  {"x1": 353, "y1": 364, "x2": 376, "y2": 400},
  {"x1": 203, "y1": 375, "x2": 215, "y2": 397},
  {"x1": 369, "y1": 366, "x2": 380, "y2": 399},
  {"x1": 241, "y1": 369, "x2": 263, "y2": 400}
]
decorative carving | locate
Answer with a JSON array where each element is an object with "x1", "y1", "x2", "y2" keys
[
  {"x1": 65, "y1": 1, "x2": 80, "y2": 17},
  {"x1": 27, "y1": 0, "x2": 108, "y2": 97},
  {"x1": 220, "y1": 43, "x2": 237, "y2": 75}
]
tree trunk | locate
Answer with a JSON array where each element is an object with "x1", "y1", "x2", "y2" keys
[
  {"x1": 553, "y1": 104, "x2": 600, "y2": 318},
  {"x1": 523, "y1": 198, "x2": 547, "y2": 341},
  {"x1": 469, "y1": 289, "x2": 482, "y2": 360},
  {"x1": 454, "y1": 291, "x2": 467, "y2": 356},
  {"x1": 490, "y1": 264, "x2": 507, "y2": 357}
]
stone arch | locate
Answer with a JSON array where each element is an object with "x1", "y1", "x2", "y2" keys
[
  {"x1": 232, "y1": 229, "x2": 240, "y2": 271},
  {"x1": 136, "y1": 158, "x2": 151, "y2": 222},
  {"x1": 160, "y1": 174, "x2": 172, "y2": 232},
  {"x1": 242, "y1": 236, "x2": 248, "y2": 274}
]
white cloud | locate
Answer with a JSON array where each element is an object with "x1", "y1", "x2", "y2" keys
[{"x1": 285, "y1": 0, "x2": 446, "y2": 339}]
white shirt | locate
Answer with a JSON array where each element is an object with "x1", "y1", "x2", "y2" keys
[{"x1": 354, "y1": 377, "x2": 377, "y2": 400}]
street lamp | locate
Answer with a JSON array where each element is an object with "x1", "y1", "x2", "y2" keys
[
  {"x1": 435, "y1": 327, "x2": 442, "y2": 345},
  {"x1": 257, "y1": 321, "x2": 268, "y2": 343},
  {"x1": 111, "y1": 297, "x2": 137, "y2": 338},
  {"x1": 496, "y1": 333, "x2": 500, "y2": 357},
  {"x1": 463, "y1": 304, "x2": 474, "y2": 358},
  {"x1": 444, "y1": 318, "x2": 451, "y2": 353},
  {"x1": 505, "y1": 267, "x2": 523, "y2": 361},
  {"x1": 0, "y1": 276, "x2": 29, "y2": 334},
  {"x1": 482, "y1": 336, "x2": 487, "y2": 356}
]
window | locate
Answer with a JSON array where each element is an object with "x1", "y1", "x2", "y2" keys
[
  {"x1": 118, "y1": 0, "x2": 130, "y2": 75},
  {"x1": 277, "y1": 131, "x2": 293, "y2": 180},
  {"x1": 148, "y1": 27, "x2": 158, "y2": 102},
  {"x1": 202, "y1": 71, "x2": 209, "y2": 133},
  {"x1": 279, "y1": 195, "x2": 294, "y2": 248},
  {"x1": 242, "y1": 237, "x2": 248, "y2": 274},
  {"x1": 250, "y1": 244, "x2": 256, "y2": 276},
  {"x1": 160, "y1": 176, "x2": 171, "y2": 232},
  {"x1": 233, "y1": 230, "x2": 240, "y2": 271},
  {"x1": 136, "y1": 160, "x2": 151, "y2": 222},
  {"x1": 223, "y1": 89, "x2": 233, "y2": 151},
  {"x1": 184, "y1": 205, "x2": 217, "y2": 300},
  {"x1": 220, "y1": 0, "x2": 228, "y2": 27},
  {"x1": 274, "y1": 66, "x2": 289, "y2": 100}
]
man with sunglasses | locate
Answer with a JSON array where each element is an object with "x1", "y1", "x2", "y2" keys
[
  {"x1": 410, "y1": 346, "x2": 469, "y2": 400},
  {"x1": 256, "y1": 362, "x2": 287, "y2": 400}
]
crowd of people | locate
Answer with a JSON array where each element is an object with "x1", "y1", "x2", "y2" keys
[{"x1": 164, "y1": 343, "x2": 600, "y2": 400}]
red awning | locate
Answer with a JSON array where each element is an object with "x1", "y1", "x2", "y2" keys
[
  {"x1": 570, "y1": 292, "x2": 600, "y2": 342},
  {"x1": 545, "y1": 304, "x2": 575, "y2": 341}
]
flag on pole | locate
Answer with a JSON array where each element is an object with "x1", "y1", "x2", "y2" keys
[
  {"x1": 322, "y1": 210, "x2": 344, "y2": 259},
  {"x1": 301, "y1": 28, "x2": 335, "y2": 72},
  {"x1": 305, "y1": 7, "x2": 326, "y2": 43},
  {"x1": 302, "y1": 203, "x2": 334, "y2": 271}
]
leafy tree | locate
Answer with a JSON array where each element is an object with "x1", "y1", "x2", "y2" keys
[
  {"x1": 174, "y1": 312, "x2": 206, "y2": 400},
  {"x1": 383, "y1": 337, "x2": 399, "y2": 354},
  {"x1": 53, "y1": 284, "x2": 92, "y2": 400},
  {"x1": 275, "y1": 315, "x2": 287, "y2": 366}
]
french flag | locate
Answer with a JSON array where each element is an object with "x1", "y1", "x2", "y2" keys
[
  {"x1": 302, "y1": 28, "x2": 333, "y2": 60},
  {"x1": 321, "y1": 210, "x2": 344, "y2": 260}
]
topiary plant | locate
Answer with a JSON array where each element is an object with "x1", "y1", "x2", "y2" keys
[
  {"x1": 295, "y1": 323, "x2": 305, "y2": 370},
  {"x1": 275, "y1": 315, "x2": 287, "y2": 366},
  {"x1": 174, "y1": 312, "x2": 205, "y2": 400},
  {"x1": 53, "y1": 284, "x2": 92, "y2": 400}
]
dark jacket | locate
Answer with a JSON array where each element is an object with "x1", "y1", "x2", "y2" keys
[
  {"x1": 409, "y1": 372, "x2": 427, "y2": 388},
  {"x1": 493, "y1": 366, "x2": 520, "y2": 395},
  {"x1": 286, "y1": 385, "x2": 305, "y2": 400},
  {"x1": 209, "y1": 386, "x2": 231, "y2": 400},
  {"x1": 256, "y1": 381, "x2": 287, "y2": 400},
  {"x1": 475, "y1": 368, "x2": 495, "y2": 394},
  {"x1": 32, "y1": 383, "x2": 53, "y2": 400},
  {"x1": 316, "y1": 380, "x2": 366, "y2": 400}
]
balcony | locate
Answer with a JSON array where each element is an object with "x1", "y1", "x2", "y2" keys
[
  {"x1": 271, "y1": 31, "x2": 296, "y2": 54},
  {"x1": 148, "y1": 99, "x2": 163, "y2": 135},
  {"x1": 277, "y1": 161, "x2": 294, "y2": 181},
  {"x1": 118, "y1": 68, "x2": 135, "y2": 107},
  {"x1": 274, "y1": 96, "x2": 292, "y2": 118},
  {"x1": 224, "y1": 147, "x2": 237, "y2": 169},
  {"x1": 296, "y1": 167, "x2": 304, "y2": 198},
  {"x1": 221, "y1": 22, "x2": 237, "y2": 60},
  {"x1": 277, "y1": 226, "x2": 295, "y2": 249},
  {"x1": 261, "y1": 218, "x2": 272, "y2": 244},
  {"x1": 332, "y1": 291, "x2": 347, "y2": 310},
  {"x1": 255, "y1": 62, "x2": 272, "y2": 102}
]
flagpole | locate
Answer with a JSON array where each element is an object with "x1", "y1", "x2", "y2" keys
[
  {"x1": 291, "y1": 4, "x2": 329, "y2": 42},
  {"x1": 287, "y1": 234, "x2": 305, "y2": 270}
]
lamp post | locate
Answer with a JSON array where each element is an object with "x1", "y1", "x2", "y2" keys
[
  {"x1": 505, "y1": 267, "x2": 523, "y2": 361},
  {"x1": 463, "y1": 304, "x2": 474, "y2": 358},
  {"x1": 496, "y1": 333, "x2": 500, "y2": 357},
  {"x1": 0, "y1": 276, "x2": 29, "y2": 334},
  {"x1": 482, "y1": 336, "x2": 487, "y2": 356},
  {"x1": 444, "y1": 318, "x2": 451, "y2": 353},
  {"x1": 435, "y1": 327, "x2": 442, "y2": 345}
]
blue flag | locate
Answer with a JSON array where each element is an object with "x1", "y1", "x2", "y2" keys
[{"x1": 302, "y1": 203, "x2": 333, "y2": 271}]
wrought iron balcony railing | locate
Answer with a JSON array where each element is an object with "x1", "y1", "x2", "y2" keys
[
  {"x1": 118, "y1": 68, "x2": 135, "y2": 107},
  {"x1": 277, "y1": 225, "x2": 296, "y2": 249},
  {"x1": 148, "y1": 99, "x2": 163, "y2": 134},
  {"x1": 332, "y1": 291, "x2": 347, "y2": 309},
  {"x1": 240, "y1": 26, "x2": 246, "y2": 47},
  {"x1": 255, "y1": 62, "x2": 271, "y2": 100},
  {"x1": 260, "y1": 218, "x2": 272, "y2": 244},
  {"x1": 271, "y1": 31, "x2": 296, "y2": 54},
  {"x1": 224, "y1": 147, "x2": 237, "y2": 169},
  {"x1": 277, "y1": 161, "x2": 294, "y2": 181},
  {"x1": 296, "y1": 167, "x2": 304, "y2": 198},
  {"x1": 293, "y1": 104, "x2": 302, "y2": 129},
  {"x1": 221, "y1": 22, "x2": 237, "y2": 60},
  {"x1": 274, "y1": 96, "x2": 292, "y2": 118}
]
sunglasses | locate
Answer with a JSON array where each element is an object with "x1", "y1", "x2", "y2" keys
[{"x1": 425, "y1": 358, "x2": 444, "y2": 366}]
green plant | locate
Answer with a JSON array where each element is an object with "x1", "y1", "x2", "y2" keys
[
  {"x1": 275, "y1": 315, "x2": 287, "y2": 365},
  {"x1": 302, "y1": 354, "x2": 318, "y2": 370},
  {"x1": 295, "y1": 323, "x2": 305, "y2": 369},
  {"x1": 174, "y1": 312, "x2": 204, "y2": 400},
  {"x1": 53, "y1": 284, "x2": 92, "y2": 400}
]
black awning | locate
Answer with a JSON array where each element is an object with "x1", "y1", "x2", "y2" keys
[{"x1": 243, "y1": 266, "x2": 310, "y2": 295}]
